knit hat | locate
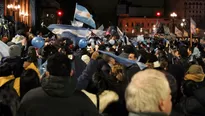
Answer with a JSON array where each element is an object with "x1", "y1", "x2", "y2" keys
[
  {"x1": 185, "y1": 65, "x2": 205, "y2": 82},
  {"x1": 9, "y1": 45, "x2": 21, "y2": 57},
  {"x1": 81, "y1": 55, "x2": 90, "y2": 65},
  {"x1": 47, "y1": 53, "x2": 71, "y2": 76}
]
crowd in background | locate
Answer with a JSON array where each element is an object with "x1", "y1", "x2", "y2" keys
[{"x1": 1, "y1": 25, "x2": 205, "y2": 116}]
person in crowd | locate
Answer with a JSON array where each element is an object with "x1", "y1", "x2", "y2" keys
[
  {"x1": 128, "y1": 52, "x2": 137, "y2": 61},
  {"x1": 0, "y1": 63, "x2": 19, "y2": 116},
  {"x1": 176, "y1": 65, "x2": 205, "y2": 116},
  {"x1": 17, "y1": 52, "x2": 99, "y2": 116},
  {"x1": 125, "y1": 69, "x2": 172, "y2": 116},
  {"x1": 19, "y1": 51, "x2": 40, "y2": 99},
  {"x1": 1, "y1": 44, "x2": 24, "y2": 78}
]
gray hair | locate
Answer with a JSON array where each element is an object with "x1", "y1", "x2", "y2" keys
[{"x1": 125, "y1": 69, "x2": 170, "y2": 113}]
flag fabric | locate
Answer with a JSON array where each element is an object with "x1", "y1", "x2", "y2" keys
[
  {"x1": 117, "y1": 27, "x2": 131, "y2": 45},
  {"x1": 98, "y1": 25, "x2": 104, "y2": 30},
  {"x1": 71, "y1": 20, "x2": 84, "y2": 27},
  {"x1": 175, "y1": 27, "x2": 182, "y2": 37},
  {"x1": 0, "y1": 40, "x2": 9, "y2": 59},
  {"x1": 183, "y1": 30, "x2": 189, "y2": 37},
  {"x1": 163, "y1": 25, "x2": 170, "y2": 35},
  {"x1": 190, "y1": 18, "x2": 196, "y2": 34},
  {"x1": 48, "y1": 24, "x2": 90, "y2": 37},
  {"x1": 98, "y1": 50, "x2": 147, "y2": 70},
  {"x1": 74, "y1": 3, "x2": 96, "y2": 29}
]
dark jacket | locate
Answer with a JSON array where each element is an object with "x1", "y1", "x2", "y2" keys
[
  {"x1": 20, "y1": 63, "x2": 40, "y2": 99},
  {"x1": 17, "y1": 75, "x2": 99, "y2": 116},
  {"x1": 1, "y1": 56, "x2": 24, "y2": 78},
  {"x1": 176, "y1": 81, "x2": 205, "y2": 116},
  {"x1": 128, "y1": 112, "x2": 167, "y2": 116},
  {"x1": 77, "y1": 59, "x2": 98, "y2": 90},
  {"x1": 0, "y1": 75, "x2": 19, "y2": 116}
]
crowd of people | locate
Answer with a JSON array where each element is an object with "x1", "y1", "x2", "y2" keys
[{"x1": 0, "y1": 25, "x2": 205, "y2": 116}]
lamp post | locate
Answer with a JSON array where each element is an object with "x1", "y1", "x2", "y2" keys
[
  {"x1": 7, "y1": 4, "x2": 20, "y2": 21},
  {"x1": 170, "y1": 12, "x2": 177, "y2": 33},
  {"x1": 7, "y1": 3, "x2": 21, "y2": 32},
  {"x1": 180, "y1": 19, "x2": 186, "y2": 39},
  {"x1": 20, "y1": 11, "x2": 28, "y2": 24}
]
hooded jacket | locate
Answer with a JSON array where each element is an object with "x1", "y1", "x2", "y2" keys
[
  {"x1": 17, "y1": 75, "x2": 99, "y2": 116},
  {"x1": 0, "y1": 75, "x2": 19, "y2": 116},
  {"x1": 20, "y1": 63, "x2": 40, "y2": 99}
]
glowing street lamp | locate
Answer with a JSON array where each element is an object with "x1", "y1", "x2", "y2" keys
[{"x1": 170, "y1": 12, "x2": 177, "y2": 33}]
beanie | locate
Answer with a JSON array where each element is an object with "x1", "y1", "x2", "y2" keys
[{"x1": 9, "y1": 45, "x2": 21, "y2": 57}]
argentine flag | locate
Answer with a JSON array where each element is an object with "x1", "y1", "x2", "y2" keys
[{"x1": 74, "y1": 3, "x2": 96, "y2": 29}]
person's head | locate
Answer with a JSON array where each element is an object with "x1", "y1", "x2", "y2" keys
[
  {"x1": 103, "y1": 54, "x2": 116, "y2": 66},
  {"x1": 9, "y1": 45, "x2": 22, "y2": 57},
  {"x1": 47, "y1": 52, "x2": 71, "y2": 77},
  {"x1": 172, "y1": 49, "x2": 179, "y2": 57},
  {"x1": 128, "y1": 53, "x2": 137, "y2": 61},
  {"x1": 110, "y1": 64, "x2": 124, "y2": 81},
  {"x1": 187, "y1": 47, "x2": 193, "y2": 56},
  {"x1": 125, "y1": 69, "x2": 172, "y2": 115},
  {"x1": 179, "y1": 46, "x2": 188, "y2": 58}
]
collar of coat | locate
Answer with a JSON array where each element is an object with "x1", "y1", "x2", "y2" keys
[
  {"x1": 25, "y1": 63, "x2": 41, "y2": 78},
  {"x1": 185, "y1": 74, "x2": 205, "y2": 82},
  {"x1": 129, "y1": 112, "x2": 168, "y2": 116},
  {"x1": 0, "y1": 75, "x2": 15, "y2": 87}
]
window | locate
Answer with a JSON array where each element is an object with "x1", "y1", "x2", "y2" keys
[
  {"x1": 126, "y1": 23, "x2": 129, "y2": 27},
  {"x1": 196, "y1": 11, "x2": 198, "y2": 13},
  {"x1": 148, "y1": 23, "x2": 150, "y2": 26},
  {"x1": 132, "y1": 22, "x2": 134, "y2": 27},
  {"x1": 193, "y1": 10, "x2": 194, "y2": 13},
  {"x1": 141, "y1": 23, "x2": 144, "y2": 27}
]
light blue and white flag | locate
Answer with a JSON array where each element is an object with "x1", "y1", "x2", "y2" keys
[
  {"x1": 74, "y1": 3, "x2": 96, "y2": 29},
  {"x1": 71, "y1": 20, "x2": 84, "y2": 27},
  {"x1": 190, "y1": 17, "x2": 196, "y2": 34},
  {"x1": 0, "y1": 40, "x2": 9, "y2": 61}
]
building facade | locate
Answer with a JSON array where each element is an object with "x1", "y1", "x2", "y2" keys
[
  {"x1": 118, "y1": 14, "x2": 171, "y2": 35},
  {"x1": 184, "y1": 0, "x2": 205, "y2": 28},
  {"x1": 4, "y1": 0, "x2": 31, "y2": 26}
]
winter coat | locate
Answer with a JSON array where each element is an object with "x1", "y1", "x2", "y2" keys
[
  {"x1": 1, "y1": 56, "x2": 24, "y2": 78},
  {"x1": 77, "y1": 59, "x2": 98, "y2": 90},
  {"x1": 17, "y1": 75, "x2": 99, "y2": 116},
  {"x1": 0, "y1": 75, "x2": 19, "y2": 116},
  {"x1": 20, "y1": 63, "x2": 40, "y2": 99},
  {"x1": 176, "y1": 81, "x2": 205, "y2": 116}
]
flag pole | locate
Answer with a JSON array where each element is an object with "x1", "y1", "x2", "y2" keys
[{"x1": 190, "y1": 32, "x2": 192, "y2": 47}]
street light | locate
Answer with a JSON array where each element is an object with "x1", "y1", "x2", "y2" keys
[
  {"x1": 170, "y1": 12, "x2": 177, "y2": 33},
  {"x1": 170, "y1": 12, "x2": 177, "y2": 18},
  {"x1": 180, "y1": 23, "x2": 184, "y2": 27}
]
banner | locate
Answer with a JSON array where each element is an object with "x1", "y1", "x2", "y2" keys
[
  {"x1": 175, "y1": 26, "x2": 182, "y2": 37},
  {"x1": 183, "y1": 30, "x2": 189, "y2": 37},
  {"x1": 190, "y1": 18, "x2": 196, "y2": 34}
]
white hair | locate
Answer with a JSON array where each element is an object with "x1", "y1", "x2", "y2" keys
[{"x1": 125, "y1": 69, "x2": 170, "y2": 113}]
